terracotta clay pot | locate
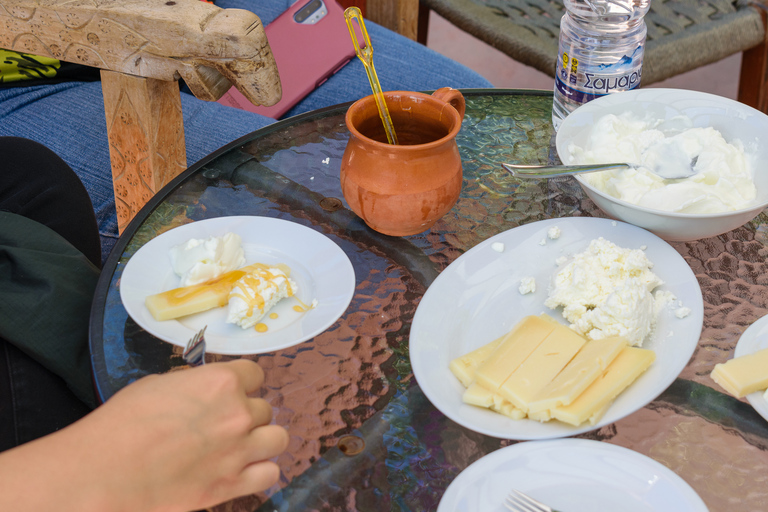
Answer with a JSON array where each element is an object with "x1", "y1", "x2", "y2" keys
[{"x1": 340, "y1": 87, "x2": 466, "y2": 236}]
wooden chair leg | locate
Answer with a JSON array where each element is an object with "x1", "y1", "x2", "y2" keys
[
  {"x1": 101, "y1": 70, "x2": 187, "y2": 233},
  {"x1": 417, "y1": 2, "x2": 430, "y2": 45},
  {"x1": 738, "y1": 8, "x2": 768, "y2": 113}
]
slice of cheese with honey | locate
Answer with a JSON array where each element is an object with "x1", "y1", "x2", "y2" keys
[
  {"x1": 710, "y1": 346, "x2": 768, "y2": 398},
  {"x1": 473, "y1": 315, "x2": 557, "y2": 392},
  {"x1": 449, "y1": 336, "x2": 505, "y2": 387},
  {"x1": 551, "y1": 346, "x2": 655, "y2": 426},
  {"x1": 527, "y1": 336, "x2": 628, "y2": 414},
  {"x1": 145, "y1": 263, "x2": 290, "y2": 321},
  {"x1": 498, "y1": 322, "x2": 586, "y2": 412}
]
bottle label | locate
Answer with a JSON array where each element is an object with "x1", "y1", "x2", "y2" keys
[{"x1": 555, "y1": 47, "x2": 643, "y2": 104}]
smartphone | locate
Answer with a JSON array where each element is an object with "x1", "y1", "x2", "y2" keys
[{"x1": 217, "y1": 0, "x2": 356, "y2": 119}]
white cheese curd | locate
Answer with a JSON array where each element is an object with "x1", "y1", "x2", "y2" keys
[
  {"x1": 170, "y1": 232, "x2": 246, "y2": 286},
  {"x1": 491, "y1": 242, "x2": 505, "y2": 253},
  {"x1": 519, "y1": 277, "x2": 536, "y2": 295},
  {"x1": 569, "y1": 112, "x2": 756, "y2": 214},
  {"x1": 226, "y1": 267, "x2": 297, "y2": 329},
  {"x1": 544, "y1": 237, "x2": 664, "y2": 346},
  {"x1": 547, "y1": 226, "x2": 561, "y2": 239}
]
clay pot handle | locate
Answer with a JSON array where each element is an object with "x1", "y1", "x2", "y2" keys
[{"x1": 432, "y1": 87, "x2": 465, "y2": 121}]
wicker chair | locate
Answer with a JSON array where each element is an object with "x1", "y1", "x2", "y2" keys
[{"x1": 415, "y1": 0, "x2": 768, "y2": 112}]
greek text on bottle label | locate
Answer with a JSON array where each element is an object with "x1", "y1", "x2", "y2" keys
[{"x1": 556, "y1": 49, "x2": 643, "y2": 104}]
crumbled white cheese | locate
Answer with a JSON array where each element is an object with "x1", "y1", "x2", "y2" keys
[
  {"x1": 654, "y1": 290, "x2": 691, "y2": 320},
  {"x1": 547, "y1": 226, "x2": 561, "y2": 240},
  {"x1": 491, "y1": 242, "x2": 505, "y2": 253},
  {"x1": 170, "y1": 232, "x2": 245, "y2": 286},
  {"x1": 544, "y1": 238, "x2": 664, "y2": 346},
  {"x1": 539, "y1": 238, "x2": 547, "y2": 246},
  {"x1": 519, "y1": 277, "x2": 536, "y2": 295},
  {"x1": 555, "y1": 256, "x2": 568, "y2": 266}
]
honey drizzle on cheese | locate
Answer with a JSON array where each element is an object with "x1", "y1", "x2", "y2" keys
[
  {"x1": 229, "y1": 267, "x2": 296, "y2": 322},
  {"x1": 292, "y1": 297, "x2": 316, "y2": 313},
  {"x1": 165, "y1": 269, "x2": 247, "y2": 306}
]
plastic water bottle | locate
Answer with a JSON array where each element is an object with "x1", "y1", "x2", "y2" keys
[{"x1": 551, "y1": 0, "x2": 651, "y2": 130}]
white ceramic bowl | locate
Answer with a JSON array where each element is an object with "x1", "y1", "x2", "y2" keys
[{"x1": 556, "y1": 88, "x2": 768, "y2": 241}]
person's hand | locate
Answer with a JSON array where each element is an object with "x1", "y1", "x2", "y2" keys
[
  {"x1": 0, "y1": 359, "x2": 288, "y2": 512},
  {"x1": 80, "y1": 359, "x2": 289, "y2": 512}
]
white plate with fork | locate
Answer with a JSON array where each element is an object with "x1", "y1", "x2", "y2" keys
[
  {"x1": 437, "y1": 439, "x2": 708, "y2": 512},
  {"x1": 120, "y1": 216, "x2": 355, "y2": 355}
]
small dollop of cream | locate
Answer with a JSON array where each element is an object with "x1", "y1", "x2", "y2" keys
[{"x1": 170, "y1": 232, "x2": 245, "y2": 286}]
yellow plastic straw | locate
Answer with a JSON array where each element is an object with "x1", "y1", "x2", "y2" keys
[{"x1": 344, "y1": 7, "x2": 399, "y2": 145}]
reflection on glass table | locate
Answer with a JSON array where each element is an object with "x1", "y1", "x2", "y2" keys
[{"x1": 90, "y1": 90, "x2": 768, "y2": 511}]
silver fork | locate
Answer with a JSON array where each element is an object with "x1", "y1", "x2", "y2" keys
[
  {"x1": 183, "y1": 326, "x2": 207, "y2": 367},
  {"x1": 504, "y1": 489, "x2": 559, "y2": 512}
]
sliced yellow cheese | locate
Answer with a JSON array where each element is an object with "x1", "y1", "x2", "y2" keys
[
  {"x1": 462, "y1": 382, "x2": 495, "y2": 408},
  {"x1": 490, "y1": 399, "x2": 527, "y2": 420},
  {"x1": 462, "y1": 383, "x2": 526, "y2": 419},
  {"x1": 527, "y1": 409, "x2": 552, "y2": 422},
  {"x1": 710, "y1": 347, "x2": 768, "y2": 398},
  {"x1": 145, "y1": 263, "x2": 288, "y2": 321},
  {"x1": 473, "y1": 315, "x2": 556, "y2": 392},
  {"x1": 449, "y1": 336, "x2": 505, "y2": 387},
  {"x1": 588, "y1": 400, "x2": 614, "y2": 426},
  {"x1": 498, "y1": 323, "x2": 586, "y2": 412},
  {"x1": 551, "y1": 346, "x2": 655, "y2": 426},
  {"x1": 527, "y1": 336, "x2": 628, "y2": 414}
]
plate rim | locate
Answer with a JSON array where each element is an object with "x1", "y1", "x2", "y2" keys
[
  {"x1": 119, "y1": 215, "x2": 356, "y2": 355},
  {"x1": 734, "y1": 313, "x2": 768, "y2": 421},
  {"x1": 409, "y1": 217, "x2": 704, "y2": 440},
  {"x1": 437, "y1": 438, "x2": 708, "y2": 511}
]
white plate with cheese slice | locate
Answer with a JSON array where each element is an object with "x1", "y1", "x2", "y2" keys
[
  {"x1": 733, "y1": 313, "x2": 768, "y2": 422},
  {"x1": 120, "y1": 216, "x2": 355, "y2": 355},
  {"x1": 410, "y1": 217, "x2": 704, "y2": 439},
  {"x1": 437, "y1": 439, "x2": 708, "y2": 511}
]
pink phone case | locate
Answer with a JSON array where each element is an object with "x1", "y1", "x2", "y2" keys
[{"x1": 217, "y1": 0, "x2": 356, "y2": 119}]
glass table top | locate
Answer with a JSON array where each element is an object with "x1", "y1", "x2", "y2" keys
[{"x1": 89, "y1": 89, "x2": 768, "y2": 511}]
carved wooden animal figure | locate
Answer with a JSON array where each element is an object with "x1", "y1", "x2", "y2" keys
[{"x1": 0, "y1": 0, "x2": 282, "y2": 231}]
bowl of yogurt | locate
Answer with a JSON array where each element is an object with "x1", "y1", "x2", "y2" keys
[{"x1": 556, "y1": 88, "x2": 768, "y2": 241}]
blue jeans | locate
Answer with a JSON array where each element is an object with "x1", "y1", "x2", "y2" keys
[{"x1": 0, "y1": 0, "x2": 492, "y2": 262}]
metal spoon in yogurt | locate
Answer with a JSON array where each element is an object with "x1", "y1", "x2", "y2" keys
[{"x1": 503, "y1": 142, "x2": 698, "y2": 180}]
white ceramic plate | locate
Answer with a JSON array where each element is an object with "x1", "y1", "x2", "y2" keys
[
  {"x1": 120, "y1": 216, "x2": 355, "y2": 355},
  {"x1": 734, "y1": 313, "x2": 768, "y2": 422},
  {"x1": 437, "y1": 439, "x2": 708, "y2": 512},
  {"x1": 410, "y1": 217, "x2": 704, "y2": 439}
]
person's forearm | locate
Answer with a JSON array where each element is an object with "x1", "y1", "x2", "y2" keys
[
  {"x1": 0, "y1": 420, "x2": 119, "y2": 512},
  {"x1": 0, "y1": 362, "x2": 288, "y2": 512}
]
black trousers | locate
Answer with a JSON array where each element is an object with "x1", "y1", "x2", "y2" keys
[{"x1": 0, "y1": 137, "x2": 99, "y2": 451}]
